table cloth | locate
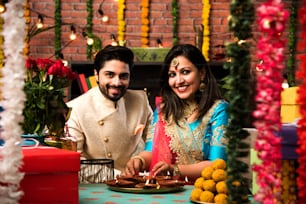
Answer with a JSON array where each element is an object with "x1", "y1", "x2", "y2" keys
[{"x1": 79, "y1": 184, "x2": 256, "y2": 204}]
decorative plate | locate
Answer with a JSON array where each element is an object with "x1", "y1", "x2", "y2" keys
[
  {"x1": 105, "y1": 174, "x2": 186, "y2": 194},
  {"x1": 108, "y1": 186, "x2": 184, "y2": 194},
  {"x1": 190, "y1": 198, "x2": 215, "y2": 204}
]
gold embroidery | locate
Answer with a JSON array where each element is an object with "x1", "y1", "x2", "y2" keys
[
  {"x1": 183, "y1": 101, "x2": 199, "y2": 119},
  {"x1": 165, "y1": 100, "x2": 223, "y2": 165}
]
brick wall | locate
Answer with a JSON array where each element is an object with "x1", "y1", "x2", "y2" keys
[
  {"x1": 28, "y1": 0, "x2": 301, "y2": 69},
  {"x1": 28, "y1": 0, "x2": 233, "y2": 62}
]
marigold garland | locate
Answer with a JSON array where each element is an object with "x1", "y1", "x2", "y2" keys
[
  {"x1": 281, "y1": 160, "x2": 297, "y2": 202},
  {"x1": 253, "y1": 1, "x2": 289, "y2": 203},
  {"x1": 0, "y1": 0, "x2": 26, "y2": 202},
  {"x1": 117, "y1": 0, "x2": 126, "y2": 42},
  {"x1": 201, "y1": 0, "x2": 210, "y2": 61},
  {"x1": 296, "y1": 0, "x2": 306, "y2": 201},
  {"x1": 141, "y1": 0, "x2": 150, "y2": 47},
  {"x1": 24, "y1": 0, "x2": 30, "y2": 56}
]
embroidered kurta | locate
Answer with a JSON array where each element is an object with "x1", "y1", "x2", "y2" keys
[
  {"x1": 145, "y1": 100, "x2": 229, "y2": 165},
  {"x1": 67, "y1": 87, "x2": 153, "y2": 171}
]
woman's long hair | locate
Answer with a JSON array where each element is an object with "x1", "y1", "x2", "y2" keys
[{"x1": 159, "y1": 44, "x2": 223, "y2": 124}]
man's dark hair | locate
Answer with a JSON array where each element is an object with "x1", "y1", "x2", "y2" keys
[{"x1": 93, "y1": 45, "x2": 134, "y2": 73}]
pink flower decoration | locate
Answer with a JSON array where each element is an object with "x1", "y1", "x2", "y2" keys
[
  {"x1": 253, "y1": 0, "x2": 288, "y2": 203},
  {"x1": 296, "y1": 0, "x2": 306, "y2": 201}
]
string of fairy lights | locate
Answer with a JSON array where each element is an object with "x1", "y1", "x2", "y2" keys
[{"x1": 9, "y1": 0, "x2": 211, "y2": 61}]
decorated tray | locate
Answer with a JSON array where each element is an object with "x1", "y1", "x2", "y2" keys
[
  {"x1": 190, "y1": 198, "x2": 215, "y2": 204},
  {"x1": 105, "y1": 174, "x2": 186, "y2": 194},
  {"x1": 108, "y1": 185, "x2": 184, "y2": 194}
]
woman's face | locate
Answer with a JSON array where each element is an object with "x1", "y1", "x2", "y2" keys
[
  {"x1": 168, "y1": 56, "x2": 205, "y2": 100},
  {"x1": 95, "y1": 59, "x2": 130, "y2": 101}
]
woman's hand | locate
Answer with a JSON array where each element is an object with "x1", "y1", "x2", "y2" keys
[
  {"x1": 121, "y1": 156, "x2": 144, "y2": 176},
  {"x1": 151, "y1": 161, "x2": 174, "y2": 177}
]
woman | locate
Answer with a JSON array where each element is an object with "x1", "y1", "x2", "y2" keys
[{"x1": 123, "y1": 44, "x2": 229, "y2": 181}]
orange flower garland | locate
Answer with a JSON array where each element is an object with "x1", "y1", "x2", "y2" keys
[
  {"x1": 281, "y1": 160, "x2": 297, "y2": 202},
  {"x1": 141, "y1": 0, "x2": 150, "y2": 47},
  {"x1": 202, "y1": 0, "x2": 210, "y2": 61},
  {"x1": 117, "y1": 0, "x2": 125, "y2": 42},
  {"x1": 24, "y1": 0, "x2": 30, "y2": 56}
]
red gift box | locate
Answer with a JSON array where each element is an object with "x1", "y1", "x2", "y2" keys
[{"x1": 20, "y1": 147, "x2": 80, "y2": 204}]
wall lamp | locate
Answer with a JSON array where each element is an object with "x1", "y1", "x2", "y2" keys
[
  {"x1": 0, "y1": 0, "x2": 8, "y2": 14},
  {"x1": 69, "y1": 25, "x2": 77, "y2": 41},
  {"x1": 58, "y1": 53, "x2": 68, "y2": 66},
  {"x1": 98, "y1": 0, "x2": 109, "y2": 23},
  {"x1": 36, "y1": 14, "x2": 44, "y2": 29},
  {"x1": 156, "y1": 38, "x2": 163, "y2": 48},
  {"x1": 110, "y1": 34, "x2": 118, "y2": 46},
  {"x1": 82, "y1": 31, "x2": 94, "y2": 46}
]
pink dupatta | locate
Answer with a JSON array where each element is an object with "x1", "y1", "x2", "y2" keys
[{"x1": 149, "y1": 97, "x2": 176, "y2": 171}]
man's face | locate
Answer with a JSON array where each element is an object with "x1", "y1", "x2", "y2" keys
[{"x1": 95, "y1": 60, "x2": 130, "y2": 101}]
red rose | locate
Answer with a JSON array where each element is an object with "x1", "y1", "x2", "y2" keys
[
  {"x1": 61, "y1": 66, "x2": 77, "y2": 79},
  {"x1": 25, "y1": 58, "x2": 36, "y2": 70},
  {"x1": 36, "y1": 58, "x2": 54, "y2": 71},
  {"x1": 47, "y1": 60, "x2": 63, "y2": 76}
]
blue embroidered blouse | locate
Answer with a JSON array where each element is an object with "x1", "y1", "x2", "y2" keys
[{"x1": 144, "y1": 100, "x2": 229, "y2": 163}]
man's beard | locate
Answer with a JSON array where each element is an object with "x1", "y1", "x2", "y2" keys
[{"x1": 99, "y1": 85, "x2": 127, "y2": 102}]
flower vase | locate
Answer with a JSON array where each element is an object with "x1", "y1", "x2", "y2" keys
[{"x1": 22, "y1": 58, "x2": 78, "y2": 144}]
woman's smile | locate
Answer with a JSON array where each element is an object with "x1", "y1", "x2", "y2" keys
[{"x1": 168, "y1": 56, "x2": 203, "y2": 100}]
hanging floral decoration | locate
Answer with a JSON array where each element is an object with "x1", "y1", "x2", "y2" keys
[
  {"x1": 171, "y1": 0, "x2": 178, "y2": 46},
  {"x1": 54, "y1": 0, "x2": 61, "y2": 59},
  {"x1": 141, "y1": 0, "x2": 150, "y2": 47},
  {"x1": 86, "y1": 0, "x2": 93, "y2": 60},
  {"x1": 201, "y1": 0, "x2": 210, "y2": 61},
  {"x1": 296, "y1": 0, "x2": 306, "y2": 201},
  {"x1": 253, "y1": 1, "x2": 288, "y2": 203},
  {"x1": 0, "y1": 17, "x2": 3, "y2": 100},
  {"x1": 24, "y1": 0, "x2": 30, "y2": 56},
  {"x1": 224, "y1": 0, "x2": 254, "y2": 203},
  {"x1": 286, "y1": 1, "x2": 297, "y2": 87},
  {"x1": 0, "y1": 0, "x2": 26, "y2": 202},
  {"x1": 117, "y1": 0, "x2": 126, "y2": 42},
  {"x1": 281, "y1": 160, "x2": 297, "y2": 202}
]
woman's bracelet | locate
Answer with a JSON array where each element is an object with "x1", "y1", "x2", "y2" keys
[
  {"x1": 172, "y1": 164, "x2": 181, "y2": 176},
  {"x1": 131, "y1": 155, "x2": 146, "y2": 171}
]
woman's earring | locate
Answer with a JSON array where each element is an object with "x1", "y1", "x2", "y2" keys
[{"x1": 199, "y1": 81, "x2": 206, "y2": 92}]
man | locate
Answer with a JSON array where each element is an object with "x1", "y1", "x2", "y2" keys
[{"x1": 67, "y1": 45, "x2": 152, "y2": 175}]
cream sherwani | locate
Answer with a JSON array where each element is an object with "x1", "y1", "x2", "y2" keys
[{"x1": 67, "y1": 87, "x2": 153, "y2": 171}]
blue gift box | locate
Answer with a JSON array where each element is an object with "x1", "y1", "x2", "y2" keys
[{"x1": 278, "y1": 125, "x2": 298, "y2": 160}]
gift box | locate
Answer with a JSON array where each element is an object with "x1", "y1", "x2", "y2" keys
[
  {"x1": 20, "y1": 147, "x2": 80, "y2": 204},
  {"x1": 279, "y1": 125, "x2": 298, "y2": 160},
  {"x1": 281, "y1": 87, "x2": 301, "y2": 123}
]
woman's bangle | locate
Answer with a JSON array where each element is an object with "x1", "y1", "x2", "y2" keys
[
  {"x1": 131, "y1": 155, "x2": 146, "y2": 171},
  {"x1": 172, "y1": 164, "x2": 181, "y2": 176}
]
